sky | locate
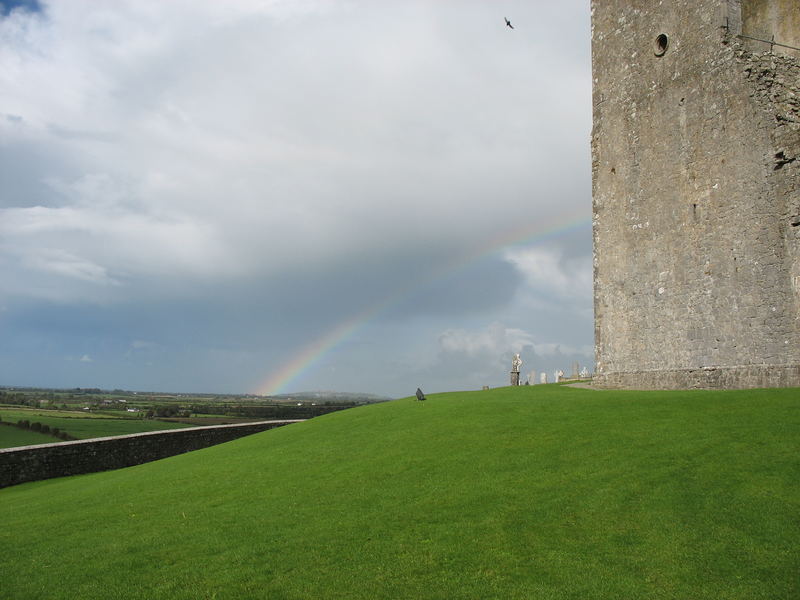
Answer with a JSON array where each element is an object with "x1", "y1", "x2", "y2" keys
[{"x1": 0, "y1": 0, "x2": 593, "y2": 398}]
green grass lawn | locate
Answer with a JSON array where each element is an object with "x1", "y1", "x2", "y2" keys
[
  {"x1": 1, "y1": 385, "x2": 798, "y2": 599},
  {"x1": 0, "y1": 408, "x2": 191, "y2": 440},
  {"x1": 0, "y1": 425, "x2": 61, "y2": 449}
]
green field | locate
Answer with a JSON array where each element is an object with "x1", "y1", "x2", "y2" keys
[
  {"x1": 0, "y1": 425, "x2": 61, "y2": 449},
  {"x1": 0, "y1": 408, "x2": 192, "y2": 440},
  {"x1": 2, "y1": 385, "x2": 798, "y2": 599},
  {"x1": 0, "y1": 406, "x2": 122, "y2": 419}
]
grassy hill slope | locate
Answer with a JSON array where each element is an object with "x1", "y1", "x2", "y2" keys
[{"x1": 2, "y1": 385, "x2": 798, "y2": 599}]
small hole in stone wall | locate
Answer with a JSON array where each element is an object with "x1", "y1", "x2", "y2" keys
[
  {"x1": 654, "y1": 34, "x2": 669, "y2": 57},
  {"x1": 610, "y1": 167, "x2": 616, "y2": 174},
  {"x1": 775, "y1": 151, "x2": 796, "y2": 170}
]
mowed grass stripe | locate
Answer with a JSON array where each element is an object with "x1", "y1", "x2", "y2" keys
[{"x1": 1, "y1": 385, "x2": 798, "y2": 599}]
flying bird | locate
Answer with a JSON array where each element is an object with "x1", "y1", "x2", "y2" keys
[{"x1": 505, "y1": 17, "x2": 514, "y2": 29}]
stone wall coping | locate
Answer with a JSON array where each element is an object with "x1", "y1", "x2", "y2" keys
[{"x1": 0, "y1": 419, "x2": 305, "y2": 454}]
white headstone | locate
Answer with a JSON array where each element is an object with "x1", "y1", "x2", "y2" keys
[{"x1": 540, "y1": 372, "x2": 547, "y2": 384}]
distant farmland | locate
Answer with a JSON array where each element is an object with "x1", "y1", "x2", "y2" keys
[
  {"x1": 0, "y1": 387, "x2": 369, "y2": 448},
  {"x1": 0, "y1": 407, "x2": 192, "y2": 441}
]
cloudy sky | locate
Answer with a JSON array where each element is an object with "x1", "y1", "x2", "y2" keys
[{"x1": 1, "y1": 0, "x2": 593, "y2": 397}]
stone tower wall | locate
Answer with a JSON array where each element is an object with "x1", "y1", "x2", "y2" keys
[{"x1": 591, "y1": 0, "x2": 800, "y2": 389}]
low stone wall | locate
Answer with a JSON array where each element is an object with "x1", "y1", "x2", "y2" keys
[
  {"x1": 0, "y1": 420, "x2": 303, "y2": 489},
  {"x1": 593, "y1": 364, "x2": 800, "y2": 390}
]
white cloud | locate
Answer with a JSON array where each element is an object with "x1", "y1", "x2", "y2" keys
[
  {"x1": 438, "y1": 322, "x2": 592, "y2": 360},
  {"x1": 1, "y1": 1, "x2": 590, "y2": 299},
  {"x1": 131, "y1": 340, "x2": 158, "y2": 350},
  {"x1": 79, "y1": 354, "x2": 93, "y2": 362},
  {"x1": 24, "y1": 248, "x2": 119, "y2": 285},
  {"x1": 504, "y1": 246, "x2": 592, "y2": 301},
  {"x1": 439, "y1": 322, "x2": 533, "y2": 357}
]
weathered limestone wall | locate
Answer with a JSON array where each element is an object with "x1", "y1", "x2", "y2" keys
[
  {"x1": 598, "y1": 364, "x2": 800, "y2": 391},
  {"x1": 741, "y1": 0, "x2": 800, "y2": 56},
  {"x1": 0, "y1": 420, "x2": 302, "y2": 488},
  {"x1": 591, "y1": 0, "x2": 800, "y2": 389}
]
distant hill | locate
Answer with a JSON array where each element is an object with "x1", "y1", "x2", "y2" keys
[
  {"x1": 2, "y1": 385, "x2": 798, "y2": 599},
  {"x1": 269, "y1": 390, "x2": 393, "y2": 403}
]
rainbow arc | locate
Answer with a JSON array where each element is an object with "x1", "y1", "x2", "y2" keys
[{"x1": 254, "y1": 214, "x2": 591, "y2": 396}]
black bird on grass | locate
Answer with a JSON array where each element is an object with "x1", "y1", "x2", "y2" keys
[{"x1": 505, "y1": 17, "x2": 514, "y2": 29}]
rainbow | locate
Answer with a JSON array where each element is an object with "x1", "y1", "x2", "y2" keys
[{"x1": 253, "y1": 214, "x2": 592, "y2": 396}]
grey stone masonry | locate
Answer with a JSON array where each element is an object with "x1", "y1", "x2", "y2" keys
[
  {"x1": 0, "y1": 420, "x2": 302, "y2": 488},
  {"x1": 591, "y1": 0, "x2": 800, "y2": 389}
]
